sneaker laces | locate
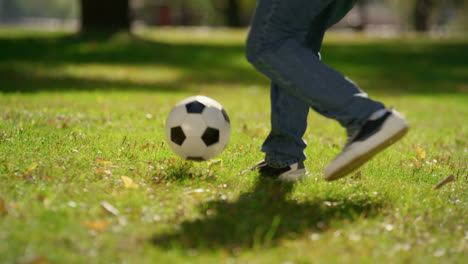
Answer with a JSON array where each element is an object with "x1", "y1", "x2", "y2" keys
[{"x1": 344, "y1": 109, "x2": 391, "y2": 149}]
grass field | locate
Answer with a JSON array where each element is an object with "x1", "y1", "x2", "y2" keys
[{"x1": 0, "y1": 28, "x2": 467, "y2": 264}]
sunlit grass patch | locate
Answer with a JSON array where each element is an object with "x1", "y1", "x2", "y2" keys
[{"x1": 0, "y1": 61, "x2": 184, "y2": 85}]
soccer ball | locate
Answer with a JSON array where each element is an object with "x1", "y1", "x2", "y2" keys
[{"x1": 165, "y1": 96, "x2": 231, "y2": 161}]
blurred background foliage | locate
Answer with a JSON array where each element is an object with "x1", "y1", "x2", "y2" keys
[{"x1": 0, "y1": 0, "x2": 466, "y2": 34}]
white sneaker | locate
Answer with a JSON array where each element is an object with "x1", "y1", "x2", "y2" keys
[
  {"x1": 248, "y1": 160, "x2": 307, "y2": 182},
  {"x1": 324, "y1": 109, "x2": 409, "y2": 181}
]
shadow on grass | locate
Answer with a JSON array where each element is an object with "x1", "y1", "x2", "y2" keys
[
  {"x1": 0, "y1": 33, "x2": 467, "y2": 94},
  {"x1": 151, "y1": 177, "x2": 382, "y2": 251}
]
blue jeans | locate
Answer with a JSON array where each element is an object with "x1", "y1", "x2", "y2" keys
[{"x1": 246, "y1": 0, "x2": 385, "y2": 168}]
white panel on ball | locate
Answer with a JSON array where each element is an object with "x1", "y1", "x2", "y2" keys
[
  {"x1": 181, "y1": 136, "x2": 208, "y2": 157},
  {"x1": 196, "y1": 96, "x2": 223, "y2": 109},
  {"x1": 203, "y1": 107, "x2": 226, "y2": 127},
  {"x1": 203, "y1": 144, "x2": 225, "y2": 160},
  {"x1": 181, "y1": 115, "x2": 207, "y2": 137},
  {"x1": 165, "y1": 105, "x2": 187, "y2": 128}
]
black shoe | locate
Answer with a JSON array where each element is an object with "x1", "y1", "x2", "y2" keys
[
  {"x1": 324, "y1": 109, "x2": 409, "y2": 181},
  {"x1": 248, "y1": 160, "x2": 307, "y2": 182}
]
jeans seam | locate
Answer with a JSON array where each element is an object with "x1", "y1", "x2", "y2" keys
[{"x1": 253, "y1": 0, "x2": 307, "y2": 169}]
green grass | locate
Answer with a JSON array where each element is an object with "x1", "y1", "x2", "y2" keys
[{"x1": 0, "y1": 28, "x2": 467, "y2": 264}]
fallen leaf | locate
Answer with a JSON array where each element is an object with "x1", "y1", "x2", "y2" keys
[
  {"x1": 121, "y1": 176, "x2": 138, "y2": 189},
  {"x1": 18, "y1": 255, "x2": 49, "y2": 264},
  {"x1": 26, "y1": 163, "x2": 38, "y2": 173},
  {"x1": 81, "y1": 220, "x2": 110, "y2": 232},
  {"x1": 95, "y1": 169, "x2": 112, "y2": 176},
  {"x1": 97, "y1": 159, "x2": 111, "y2": 166},
  {"x1": 185, "y1": 188, "x2": 209, "y2": 194},
  {"x1": 208, "y1": 159, "x2": 222, "y2": 166},
  {"x1": 412, "y1": 158, "x2": 422, "y2": 168},
  {"x1": 100, "y1": 201, "x2": 119, "y2": 216},
  {"x1": 0, "y1": 197, "x2": 8, "y2": 216},
  {"x1": 433, "y1": 249, "x2": 446, "y2": 257},
  {"x1": 413, "y1": 144, "x2": 426, "y2": 160},
  {"x1": 58, "y1": 121, "x2": 68, "y2": 129},
  {"x1": 37, "y1": 194, "x2": 47, "y2": 203},
  {"x1": 352, "y1": 171, "x2": 362, "y2": 179},
  {"x1": 141, "y1": 143, "x2": 149, "y2": 150},
  {"x1": 324, "y1": 201, "x2": 340, "y2": 207},
  {"x1": 434, "y1": 174, "x2": 456, "y2": 190},
  {"x1": 383, "y1": 223, "x2": 394, "y2": 231}
]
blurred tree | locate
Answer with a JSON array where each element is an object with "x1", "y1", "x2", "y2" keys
[
  {"x1": 137, "y1": 0, "x2": 254, "y2": 27},
  {"x1": 80, "y1": 0, "x2": 130, "y2": 33},
  {"x1": 386, "y1": 0, "x2": 466, "y2": 32},
  {"x1": 0, "y1": 0, "x2": 20, "y2": 22},
  {"x1": 179, "y1": 0, "x2": 195, "y2": 25},
  {"x1": 354, "y1": 0, "x2": 369, "y2": 31},
  {"x1": 0, "y1": 0, "x2": 76, "y2": 21},
  {"x1": 413, "y1": 0, "x2": 434, "y2": 31},
  {"x1": 212, "y1": 0, "x2": 243, "y2": 27}
]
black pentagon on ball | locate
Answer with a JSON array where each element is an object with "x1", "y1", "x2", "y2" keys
[
  {"x1": 202, "y1": 127, "x2": 220, "y2": 146},
  {"x1": 187, "y1": 157, "x2": 205, "y2": 162},
  {"x1": 171, "y1": 126, "x2": 186, "y2": 146},
  {"x1": 185, "y1": 101, "x2": 206, "y2": 114}
]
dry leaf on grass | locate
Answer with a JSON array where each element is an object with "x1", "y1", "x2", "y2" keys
[
  {"x1": 26, "y1": 163, "x2": 38, "y2": 173},
  {"x1": 100, "y1": 201, "x2": 119, "y2": 216},
  {"x1": 413, "y1": 144, "x2": 426, "y2": 160},
  {"x1": 94, "y1": 169, "x2": 112, "y2": 176},
  {"x1": 81, "y1": 220, "x2": 110, "y2": 232},
  {"x1": 97, "y1": 158, "x2": 112, "y2": 166},
  {"x1": 18, "y1": 255, "x2": 49, "y2": 264},
  {"x1": 0, "y1": 197, "x2": 8, "y2": 216},
  {"x1": 121, "y1": 176, "x2": 138, "y2": 189},
  {"x1": 434, "y1": 174, "x2": 456, "y2": 190}
]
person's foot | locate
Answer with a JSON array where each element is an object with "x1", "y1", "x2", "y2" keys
[
  {"x1": 248, "y1": 160, "x2": 307, "y2": 182},
  {"x1": 324, "y1": 109, "x2": 409, "y2": 181}
]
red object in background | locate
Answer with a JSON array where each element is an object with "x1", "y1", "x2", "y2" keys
[{"x1": 157, "y1": 6, "x2": 172, "y2": 26}]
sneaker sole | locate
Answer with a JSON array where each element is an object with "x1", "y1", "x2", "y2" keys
[
  {"x1": 324, "y1": 114, "x2": 409, "y2": 181},
  {"x1": 278, "y1": 169, "x2": 307, "y2": 182}
]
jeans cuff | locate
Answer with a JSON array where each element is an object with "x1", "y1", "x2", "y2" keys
[{"x1": 265, "y1": 155, "x2": 303, "y2": 168}]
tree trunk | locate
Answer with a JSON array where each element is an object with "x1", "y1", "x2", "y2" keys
[
  {"x1": 212, "y1": 0, "x2": 243, "y2": 27},
  {"x1": 80, "y1": 0, "x2": 130, "y2": 34},
  {"x1": 413, "y1": 0, "x2": 434, "y2": 32},
  {"x1": 179, "y1": 1, "x2": 194, "y2": 26},
  {"x1": 354, "y1": 0, "x2": 368, "y2": 32},
  {"x1": 225, "y1": 0, "x2": 242, "y2": 27}
]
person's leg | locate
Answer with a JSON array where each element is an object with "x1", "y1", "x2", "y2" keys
[
  {"x1": 247, "y1": 0, "x2": 408, "y2": 181},
  {"x1": 247, "y1": 0, "x2": 384, "y2": 169},
  {"x1": 305, "y1": 0, "x2": 384, "y2": 137},
  {"x1": 261, "y1": 83, "x2": 309, "y2": 168},
  {"x1": 246, "y1": 0, "x2": 385, "y2": 141},
  {"x1": 261, "y1": 3, "x2": 330, "y2": 168}
]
